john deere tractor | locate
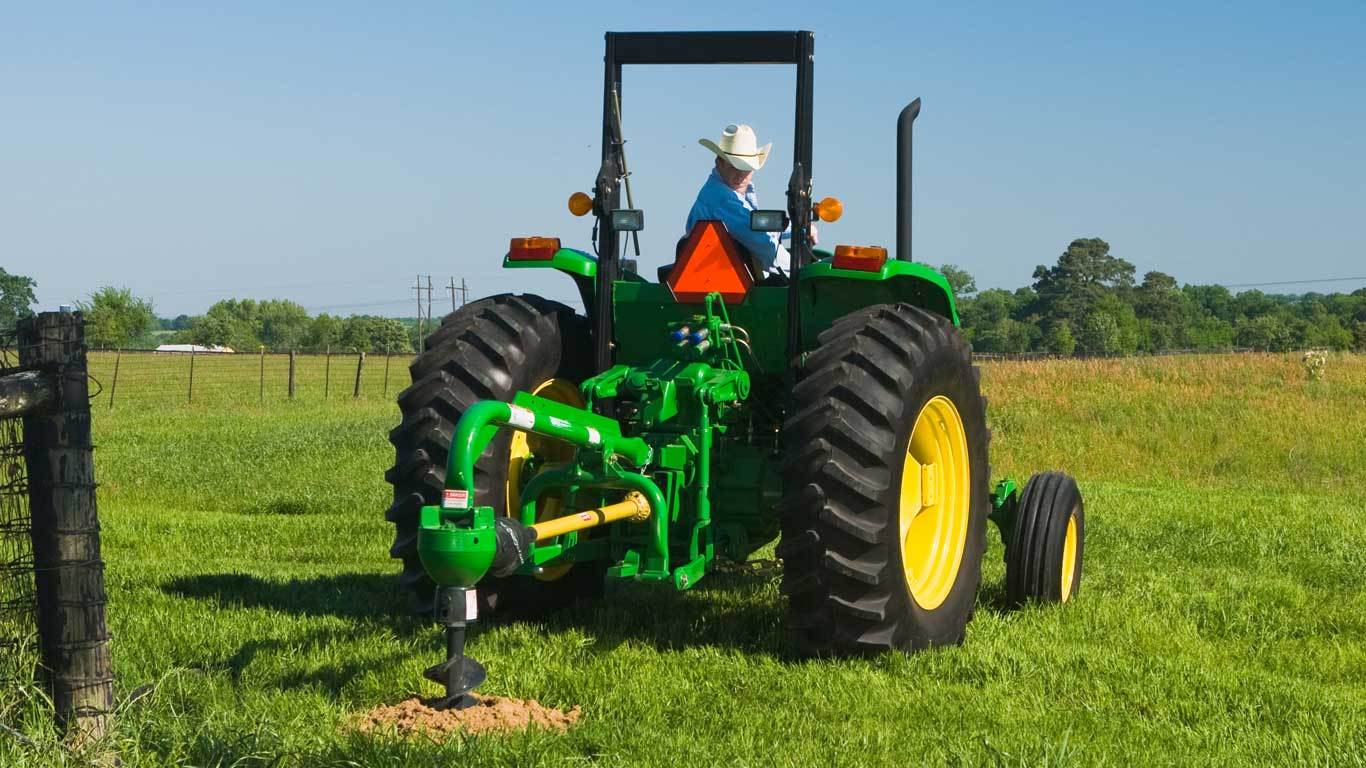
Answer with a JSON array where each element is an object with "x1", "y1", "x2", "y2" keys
[{"x1": 386, "y1": 31, "x2": 1085, "y2": 709}]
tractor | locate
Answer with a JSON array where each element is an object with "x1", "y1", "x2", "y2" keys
[{"x1": 385, "y1": 31, "x2": 1085, "y2": 709}]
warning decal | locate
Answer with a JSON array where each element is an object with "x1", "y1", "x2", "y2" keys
[{"x1": 508, "y1": 405, "x2": 535, "y2": 430}]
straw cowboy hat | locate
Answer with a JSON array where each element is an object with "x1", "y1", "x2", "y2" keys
[{"x1": 699, "y1": 123, "x2": 771, "y2": 172}]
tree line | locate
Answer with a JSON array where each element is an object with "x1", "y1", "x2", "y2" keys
[
  {"x1": 5, "y1": 240, "x2": 1365, "y2": 356},
  {"x1": 943, "y1": 238, "x2": 1366, "y2": 355}
]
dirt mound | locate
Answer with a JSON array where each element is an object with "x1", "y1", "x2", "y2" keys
[{"x1": 354, "y1": 696, "x2": 580, "y2": 738}]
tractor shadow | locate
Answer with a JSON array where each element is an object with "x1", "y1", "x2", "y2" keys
[
  {"x1": 557, "y1": 567, "x2": 791, "y2": 658},
  {"x1": 164, "y1": 572, "x2": 427, "y2": 632},
  {"x1": 165, "y1": 568, "x2": 792, "y2": 659}
]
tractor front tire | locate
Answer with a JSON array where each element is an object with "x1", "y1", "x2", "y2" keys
[
  {"x1": 779, "y1": 304, "x2": 991, "y2": 655},
  {"x1": 385, "y1": 293, "x2": 601, "y2": 616},
  {"x1": 1005, "y1": 472, "x2": 1084, "y2": 606}
]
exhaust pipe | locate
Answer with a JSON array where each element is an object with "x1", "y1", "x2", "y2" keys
[{"x1": 896, "y1": 98, "x2": 921, "y2": 262}]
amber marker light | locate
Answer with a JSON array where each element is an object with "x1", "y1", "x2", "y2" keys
[
  {"x1": 813, "y1": 196, "x2": 844, "y2": 222},
  {"x1": 508, "y1": 237, "x2": 561, "y2": 261},
  {"x1": 832, "y1": 244, "x2": 888, "y2": 272},
  {"x1": 568, "y1": 192, "x2": 593, "y2": 217}
]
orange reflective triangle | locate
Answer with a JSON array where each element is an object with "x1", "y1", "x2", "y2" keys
[{"x1": 667, "y1": 221, "x2": 753, "y2": 304}]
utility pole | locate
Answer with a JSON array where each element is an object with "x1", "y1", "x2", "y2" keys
[
  {"x1": 413, "y1": 274, "x2": 427, "y2": 341},
  {"x1": 448, "y1": 277, "x2": 470, "y2": 312},
  {"x1": 425, "y1": 275, "x2": 433, "y2": 326}
]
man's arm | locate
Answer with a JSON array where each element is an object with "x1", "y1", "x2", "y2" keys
[{"x1": 711, "y1": 193, "x2": 787, "y2": 272}]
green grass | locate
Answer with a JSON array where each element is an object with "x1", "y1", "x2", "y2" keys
[{"x1": 4, "y1": 353, "x2": 1365, "y2": 766}]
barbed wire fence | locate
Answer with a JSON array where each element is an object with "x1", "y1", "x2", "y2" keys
[
  {"x1": 0, "y1": 312, "x2": 112, "y2": 743},
  {"x1": 0, "y1": 335, "x2": 38, "y2": 720},
  {"x1": 86, "y1": 348, "x2": 418, "y2": 409}
]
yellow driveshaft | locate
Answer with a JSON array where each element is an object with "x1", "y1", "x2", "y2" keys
[{"x1": 531, "y1": 491, "x2": 651, "y2": 541}]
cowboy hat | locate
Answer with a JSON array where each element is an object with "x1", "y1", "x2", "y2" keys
[{"x1": 699, "y1": 123, "x2": 771, "y2": 172}]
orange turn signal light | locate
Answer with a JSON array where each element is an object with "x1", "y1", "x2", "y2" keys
[
  {"x1": 509, "y1": 237, "x2": 561, "y2": 261},
  {"x1": 832, "y1": 244, "x2": 888, "y2": 272},
  {"x1": 568, "y1": 192, "x2": 593, "y2": 217},
  {"x1": 813, "y1": 196, "x2": 844, "y2": 223}
]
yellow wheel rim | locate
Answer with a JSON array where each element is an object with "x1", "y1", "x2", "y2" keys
[
  {"x1": 506, "y1": 378, "x2": 583, "y2": 582},
  {"x1": 898, "y1": 395, "x2": 971, "y2": 611},
  {"x1": 1060, "y1": 514, "x2": 1078, "y2": 602}
]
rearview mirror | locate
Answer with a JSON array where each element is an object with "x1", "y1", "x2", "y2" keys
[
  {"x1": 749, "y1": 209, "x2": 789, "y2": 232},
  {"x1": 611, "y1": 209, "x2": 644, "y2": 232}
]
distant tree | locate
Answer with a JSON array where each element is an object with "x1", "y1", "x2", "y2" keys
[
  {"x1": 305, "y1": 314, "x2": 343, "y2": 351},
  {"x1": 1183, "y1": 284, "x2": 1234, "y2": 322},
  {"x1": 257, "y1": 299, "x2": 311, "y2": 350},
  {"x1": 1030, "y1": 238, "x2": 1136, "y2": 325},
  {"x1": 170, "y1": 314, "x2": 192, "y2": 330},
  {"x1": 1182, "y1": 315, "x2": 1235, "y2": 350},
  {"x1": 337, "y1": 316, "x2": 416, "y2": 354},
  {"x1": 184, "y1": 299, "x2": 261, "y2": 350},
  {"x1": 1134, "y1": 271, "x2": 1184, "y2": 326},
  {"x1": 938, "y1": 264, "x2": 977, "y2": 299},
  {"x1": 1301, "y1": 308, "x2": 1354, "y2": 350},
  {"x1": 1231, "y1": 290, "x2": 1280, "y2": 320},
  {"x1": 1079, "y1": 312, "x2": 1121, "y2": 355},
  {"x1": 1235, "y1": 315, "x2": 1292, "y2": 351},
  {"x1": 0, "y1": 267, "x2": 37, "y2": 334},
  {"x1": 80, "y1": 286, "x2": 155, "y2": 348},
  {"x1": 1045, "y1": 320, "x2": 1076, "y2": 356}
]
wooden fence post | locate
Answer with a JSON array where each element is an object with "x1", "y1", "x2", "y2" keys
[
  {"x1": 107, "y1": 348, "x2": 121, "y2": 411},
  {"x1": 382, "y1": 343, "x2": 391, "y2": 398},
  {"x1": 288, "y1": 351, "x2": 297, "y2": 400},
  {"x1": 18, "y1": 311, "x2": 113, "y2": 742},
  {"x1": 187, "y1": 348, "x2": 196, "y2": 403},
  {"x1": 353, "y1": 352, "x2": 365, "y2": 399},
  {"x1": 258, "y1": 346, "x2": 265, "y2": 404},
  {"x1": 324, "y1": 346, "x2": 331, "y2": 399}
]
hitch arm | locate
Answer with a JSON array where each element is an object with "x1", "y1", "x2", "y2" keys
[{"x1": 445, "y1": 396, "x2": 653, "y2": 496}]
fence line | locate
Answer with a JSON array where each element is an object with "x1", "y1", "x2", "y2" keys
[{"x1": 63, "y1": 350, "x2": 419, "y2": 409}]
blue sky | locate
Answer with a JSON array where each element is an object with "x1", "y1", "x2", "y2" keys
[{"x1": 3, "y1": 2, "x2": 1363, "y2": 316}]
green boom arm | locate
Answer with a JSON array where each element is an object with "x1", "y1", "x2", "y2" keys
[{"x1": 444, "y1": 393, "x2": 653, "y2": 497}]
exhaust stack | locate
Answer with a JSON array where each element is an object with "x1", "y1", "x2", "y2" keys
[{"x1": 896, "y1": 98, "x2": 921, "y2": 262}]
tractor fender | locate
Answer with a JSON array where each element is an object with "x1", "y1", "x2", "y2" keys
[
  {"x1": 798, "y1": 256, "x2": 960, "y2": 329},
  {"x1": 502, "y1": 248, "x2": 600, "y2": 317}
]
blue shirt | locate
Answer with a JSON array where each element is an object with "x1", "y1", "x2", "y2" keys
[{"x1": 685, "y1": 169, "x2": 791, "y2": 274}]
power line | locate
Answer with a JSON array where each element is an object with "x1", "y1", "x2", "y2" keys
[{"x1": 1217, "y1": 275, "x2": 1366, "y2": 289}]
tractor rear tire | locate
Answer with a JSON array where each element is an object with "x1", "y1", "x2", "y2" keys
[
  {"x1": 1005, "y1": 472, "x2": 1084, "y2": 606},
  {"x1": 778, "y1": 303, "x2": 991, "y2": 655},
  {"x1": 385, "y1": 293, "x2": 602, "y2": 616}
]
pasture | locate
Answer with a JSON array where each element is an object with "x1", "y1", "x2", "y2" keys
[{"x1": 4, "y1": 353, "x2": 1364, "y2": 766}]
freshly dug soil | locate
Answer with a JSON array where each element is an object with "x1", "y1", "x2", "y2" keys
[{"x1": 354, "y1": 696, "x2": 581, "y2": 738}]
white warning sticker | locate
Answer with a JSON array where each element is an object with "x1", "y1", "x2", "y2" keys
[
  {"x1": 549, "y1": 416, "x2": 571, "y2": 430},
  {"x1": 442, "y1": 489, "x2": 469, "y2": 509},
  {"x1": 586, "y1": 426, "x2": 601, "y2": 445},
  {"x1": 578, "y1": 512, "x2": 594, "y2": 522},
  {"x1": 465, "y1": 588, "x2": 479, "y2": 621},
  {"x1": 508, "y1": 405, "x2": 536, "y2": 430}
]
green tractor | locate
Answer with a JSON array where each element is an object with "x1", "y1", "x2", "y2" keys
[{"x1": 386, "y1": 31, "x2": 1085, "y2": 709}]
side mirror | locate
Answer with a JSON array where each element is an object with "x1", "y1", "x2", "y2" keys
[
  {"x1": 749, "y1": 209, "x2": 789, "y2": 232},
  {"x1": 611, "y1": 209, "x2": 644, "y2": 232}
]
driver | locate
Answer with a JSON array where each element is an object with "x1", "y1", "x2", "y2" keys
[{"x1": 686, "y1": 123, "x2": 816, "y2": 278}]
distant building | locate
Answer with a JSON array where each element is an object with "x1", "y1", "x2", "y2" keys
[{"x1": 154, "y1": 344, "x2": 235, "y2": 354}]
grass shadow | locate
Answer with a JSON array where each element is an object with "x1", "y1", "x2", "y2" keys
[
  {"x1": 165, "y1": 572, "x2": 422, "y2": 627},
  {"x1": 544, "y1": 567, "x2": 792, "y2": 659}
]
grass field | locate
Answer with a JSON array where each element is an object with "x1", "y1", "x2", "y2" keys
[{"x1": 3, "y1": 353, "x2": 1364, "y2": 766}]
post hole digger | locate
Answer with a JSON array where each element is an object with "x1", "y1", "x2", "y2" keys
[{"x1": 388, "y1": 31, "x2": 1086, "y2": 709}]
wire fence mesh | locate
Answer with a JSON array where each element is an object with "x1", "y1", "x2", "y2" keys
[
  {"x1": 82, "y1": 350, "x2": 418, "y2": 409},
  {"x1": 0, "y1": 339, "x2": 38, "y2": 701}
]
